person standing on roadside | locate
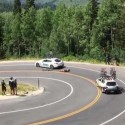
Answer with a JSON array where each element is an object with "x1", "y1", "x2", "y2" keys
[
  {"x1": 9, "y1": 77, "x2": 15, "y2": 95},
  {"x1": 110, "y1": 67, "x2": 116, "y2": 80},
  {"x1": 105, "y1": 53, "x2": 111, "y2": 65},
  {"x1": 14, "y1": 78, "x2": 17, "y2": 95},
  {"x1": 1, "y1": 80, "x2": 6, "y2": 95}
]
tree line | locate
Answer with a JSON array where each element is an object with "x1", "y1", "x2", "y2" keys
[{"x1": 0, "y1": 0, "x2": 125, "y2": 63}]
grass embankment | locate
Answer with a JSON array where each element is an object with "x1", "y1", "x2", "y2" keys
[
  {"x1": 1, "y1": 56, "x2": 125, "y2": 66},
  {"x1": 0, "y1": 83, "x2": 37, "y2": 95},
  {"x1": 63, "y1": 55, "x2": 125, "y2": 66}
]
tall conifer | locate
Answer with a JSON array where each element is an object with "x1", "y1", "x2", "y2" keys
[
  {"x1": 13, "y1": 0, "x2": 21, "y2": 15},
  {"x1": 89, "y1": 0, "x2": 99, "y2": 30},
  {"x1": 25, "y1": 0, "x2": 35, "y2": 11},
  {"x1": 0, "y1": 15, "x2": 4, "y2": 58}
]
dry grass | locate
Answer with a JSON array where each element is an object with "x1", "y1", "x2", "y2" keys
[{"x1": 0, "y1": 83, "x2": 37, "y2": 95}]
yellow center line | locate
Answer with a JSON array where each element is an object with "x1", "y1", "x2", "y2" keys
[
  {"x1": 0, "y1": 70, "x2": 102, "y2": 125},
  {"x1": 28, "y1": 71, "x2": 102, "y2": 125}
]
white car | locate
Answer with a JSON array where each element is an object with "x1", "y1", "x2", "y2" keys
[
  {"x1": 96, "y1": 76, "x2": 120, "y2": 93},
  {"x1": 35, "y1": 58, "x2": 64, "y2": 69}
]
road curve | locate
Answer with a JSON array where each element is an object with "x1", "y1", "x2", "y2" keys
[{"x1": 0, "y1": 62, "x2": 125, "y2": 125}]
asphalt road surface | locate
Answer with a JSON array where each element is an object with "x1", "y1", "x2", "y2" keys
[{"x1": 0, "y1": 61, "x2": 125, "y2": 125}]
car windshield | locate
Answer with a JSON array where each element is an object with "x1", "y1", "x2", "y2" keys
[
  {"x1": 107, "y1": 82, "x2": 116, "y2": 86},
  {"x1": 47, "y1": 60, "x2": 52, "y2": 62},
  {"x1": 55, "y1": 59, "x2": 61, "y2": 62}
]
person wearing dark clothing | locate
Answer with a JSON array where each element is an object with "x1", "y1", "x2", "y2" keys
[
  {"x1": 112, "y1": 70, "x2": 116, "y2": 79},
  {"x1": 60, "y1": 67, "x2": 70, "y2": 72},
  {"x1": 106, "y1": 54, "x2": 111, "y2": 65},
  {"x1": 110, "y1": 68, "x2": 116, "y2": 79},
  {"x1": 100, "y1": 68, "x2": 107, "y2": 78},
  {"x1": 1, "y1": 80, "x2": 6, "y2": 95},
  {"x1": 9, "y1": 77, "x2": 15, "y2": 95},
  {"x1": 14, "y1": 79, "x2": 17, "y2": 95}
]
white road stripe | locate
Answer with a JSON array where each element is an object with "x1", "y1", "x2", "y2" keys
[
  {"x1": 0, "y1": 77, "x2": 73, "y2": 115},
  {"x1": 99, "y1": 79, "x2": 125, "y2": 125},
  {"x1": 1, "y1": 63, "x2": 125, "y2": 124},
  {"x1": 68, "y1": 66, "x2": 125, "y2": 125}
]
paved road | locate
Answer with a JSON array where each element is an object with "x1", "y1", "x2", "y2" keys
[{"x1": 0, "y1": 62, "x2": 125, "y2": 125}]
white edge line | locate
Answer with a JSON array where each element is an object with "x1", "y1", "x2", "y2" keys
[
  {"x1": 99, "y1": 79, "x2": 125, "y2": 125},
  {"x1": 68, "y1": 66, "x2": 125, "y2": 125},
  {"x1": 1, "y1": 65, "x2": 125, "y2": 124},
  {"x1": 0, "y1": 77, "x2": 74, "y2": 115}
]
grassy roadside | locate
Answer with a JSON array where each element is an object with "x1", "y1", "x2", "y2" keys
[
  {"x1": 62, "y1": 56, "x2": 125, "y2": 66},
  {"x1": 0, "y1": 56, "x2": 125, "y2": 66},
  {"x1": 0, "y1": 83, "x2": 37, "y2": 95}
]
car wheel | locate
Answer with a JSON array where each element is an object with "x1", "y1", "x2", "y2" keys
[
  {"x1": 36, "y1": 63, "x2": 40, "y2": 67},
  {"x1": 50, "y1": 65, "x2": 54, "y2": 69}
]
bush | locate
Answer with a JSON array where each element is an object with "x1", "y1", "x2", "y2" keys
[{"x1": 63, "y1": 55, "x2": 78, "y2": 61}]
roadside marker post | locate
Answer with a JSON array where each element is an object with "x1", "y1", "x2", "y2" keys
[{"x1": 38, "y1": 78, "x2": 40, "y2": 89}]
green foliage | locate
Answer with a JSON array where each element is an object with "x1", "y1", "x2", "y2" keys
[
  {"x1": 91, "y1": 0, "x2": 124, "y2": 58},
  {"x1": 0, "y1": 0, "x2": 125, "y2": 64},
  {"x1": 13, "y1": 0, "x2": 21, "y2": 15},
  {"x1": 63, "y1": 55, "x2": 78, "y2": 61},
  {"x1": 21, "y1": 7, "x2": 36, "y2": 56},
  {"x1": 11, "y1": 13, "x2": 22, "y2": 57},
  {"x1": 82, "y1": 0, "x2": 100, "y2": 55},
  {"x1": 63, "y1": 55, "x2": 103, "y2": 64},
  {"x1": 25, "y1": 0, "x2": 35, "y2": 11},
  {"x1": 35, "y1": 8, "x2": 53, "y2": 57},
  {"x1": 0, "y1": 15, "x2": 4, "y2": 59},
  {"x1": 2, "y1": 12, "x2": 13, "y2": 58}
]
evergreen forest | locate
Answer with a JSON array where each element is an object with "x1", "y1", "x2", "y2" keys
[{"x1": 0, "y1": 0, "x2": 125, "y2": 63}]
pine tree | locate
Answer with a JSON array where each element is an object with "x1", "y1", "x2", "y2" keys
[
  {"x1": 21, "y1": 7, "x2": 36, "y2": 56},
  {"x1": 2, "y1": 13, "x2": 13, "y2": 58},
  {"x1": 91, "y1": 0, "x2": 124, "y2": 60},
  {"x1": 0, "y1": 15, "x2": 4, "y2": 58},
  {"x1": 89, "y1": 0, "x2": 99, "y2": 30},
  {"x1": 11, "y1": 13, "x2": 22, "y2": 57},
  {"x1": 83, "y1": 0, "x2": 100, "y2": 55},
  {"x1": 35, "y1": 8, "x2": 53, "y2": 57},
  {"x1": 0, "y1": 15, "x2": 3, "y2": 45},
  {"x1": 25, "y1": 0, "x2": 35, "y2": 11},
  {"x1": 13, "y1": 0, "x2": 21, "y2": 15}
]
